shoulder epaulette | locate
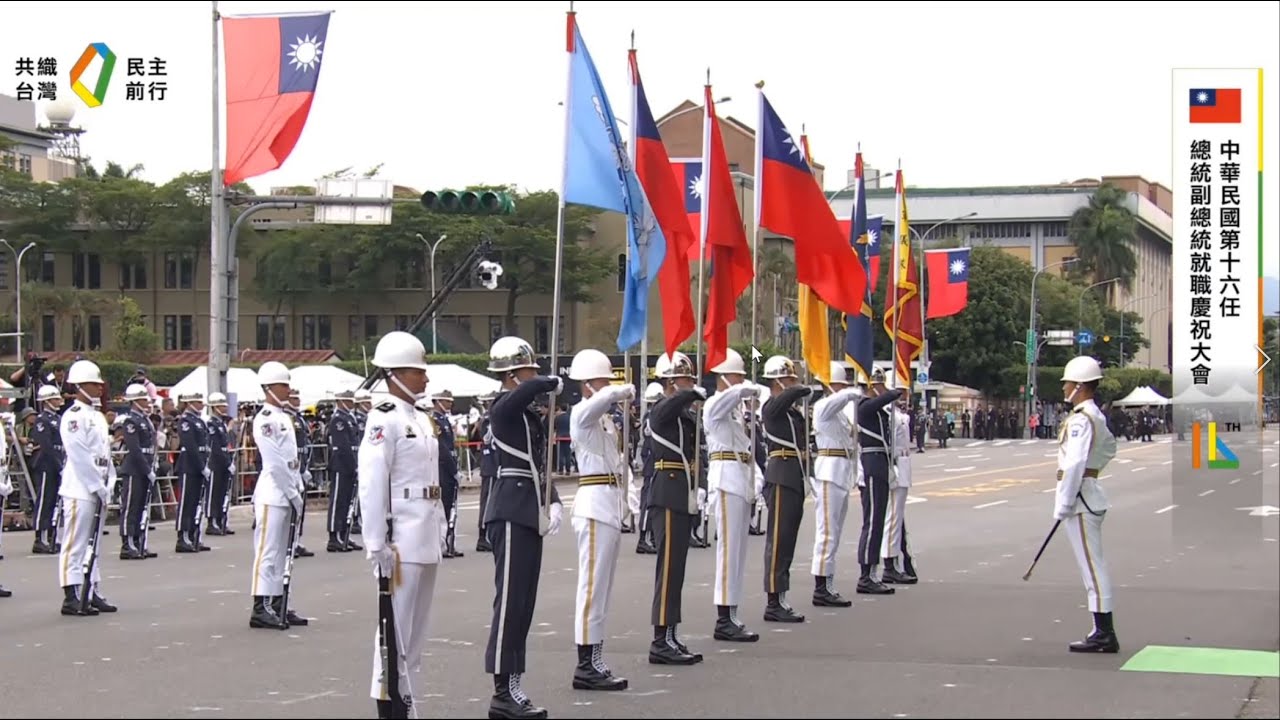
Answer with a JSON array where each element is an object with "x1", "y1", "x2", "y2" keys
[
  {"x1": 69, "y1": 405, "x2": 81, "y2": 412},
  {"x1": 375, "y1": 401, "x2": 396, "y2": 413},
  {"x1": 260, "y1": 407, "x2": 272, "y2": 416}
]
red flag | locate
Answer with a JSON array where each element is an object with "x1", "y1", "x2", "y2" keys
[
  {"x1": 701, "y1": 87, "x2": 753, "y2": 372},
  {"x1": 756, "y1": 92, "x2": 865, "y2": 315},
  {"x1": 924, "y1": 247, "x2": 971, "y2": 319},
  {"x1": 222, "y1": 12, "x2": 332, "y2": 186},
  {"x1": 630, "y1": 51, "x2": 696, "y2": 357}
]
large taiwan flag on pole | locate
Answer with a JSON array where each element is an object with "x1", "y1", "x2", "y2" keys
[{"x1": 222, "y1": 12, "x2": 333, "y2": 186}]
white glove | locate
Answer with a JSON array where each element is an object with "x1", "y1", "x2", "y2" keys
[
  {"x1": 697, "y1": 487, "x2": 707, "y2": 512},
  {"x1": 1053, "y1": 506, "x2": 1071, "y2": 522},
  {"x1": 370, "y1": 545, "x2": 396, "y2": 576},
  {"x1": 754, "y1": 467, "x2": 765, "y2": 497},
  {"x1": 550, "y1": 376, "x2": 564, "y2": 396},
  {"x1": 620, "y1": 384, "x2": 636, "y2": 401},
  {"x1": 693, "y1": 386, "x2": 708, "y2": 399},
  {"x1": 548, "y1": 502, "x2": 563, "y2": 535},
  {"x1": 229, "y1": 463, "x2": 237, "y2": 476},
  {"x1": 202, "y1": 467, "x2": 213, "y2": 480},
  {"x1": 303, "y1": 470, "x2": 313, "y2": 484},
  {"x1": 0, "y1": 472, "x2": 12, "y2": 498},
  {"x1": 148, "y1": 471, "x2": 157, "y2": 484},
  {"x1": 96, "y1": 486, "x2": 110, "y2": 506},
  {"x1": 288, "y1": 490, "x2": 304, "y2": 516},
  {"x1": 740, "y1": 380, "x2": 757, "y2": 394}
]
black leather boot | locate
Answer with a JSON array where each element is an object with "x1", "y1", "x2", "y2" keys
[
  {"x1": 344, "y1": 536, "x2": 363, "y2": 552},
  {"x1": 120, "y1": 538, "x2": 145, "y2": 560},
  {"x1": 376, "y1": 699, "x2": 393, "y2": 719},
  {"x1": 881, "y1": 558, "x2": 917, "y2": 585},
  {"x1": 61, "y1": 585, "x2": 97, "y2": 616},
  {"x1": 1069, "y1": 612, "x2": 1120, "y2": 653},
  {"x1": 714, "y1": 604, "x2": 759, "y2": 641},
  {"x1": 812, "y1": 575, "x2": 853, "y2": 607},
  {"x1": 444, "y1": 529, "x2": 464, "y2": 558},
  {"x1": 273, "y1": 596, "x2": 308, "y2": 627},
  {"x1": 902, "y1": 552, "x2": 918, "y2": 580},
  {"x1": 175, "y1": 531, "x2": 198, "y2": 553},
  {"x1": 90, "y1": 587, "x2": 118, "y2": 613},
  {"x1": 573, "y1": 643, "x2": 627, "y2": 690},
  {"x1": 249, "y1": 595, "x2": 287, "y2": 630},
  {"x1": 327, "y1": 533, "x2": 347, "y2": 552},
  {"x1": 764, "y1": 592, "x2": 806, "y2": 622},
  {"x1": 856, "y1": 564, "x2": 895, "y2": 594},
  {"x1": 648, "y1": 625, "x2": 698, "y2": 665},
  {"x1": 635, "y1": 530, "x2": 657, "y2": 554},
  {"x1": 488, "y1": 673, "x2": 547, "y2": 719}
]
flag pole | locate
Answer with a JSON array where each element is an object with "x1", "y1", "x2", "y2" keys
[
  {"x1": 889, "y1": 160, "x2": 903, "y2": 479},
  {"x1": 207, "y1": 0, "x2": 226, "y2": 398},
  {"x1": 690, "y1": 69, "x2": 712, "y2": 522},
  {"x1": 546, "y1": 1, "x2": 574, "y2": 524},
  {"x1": 622, "y1": 30, "x2": 637, "y2": 518},
  {"x1": 751, "y1": 81, "x2": 764, "y2": 381}
]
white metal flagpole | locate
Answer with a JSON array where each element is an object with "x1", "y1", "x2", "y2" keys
[{"x1": 207, "y1": 0, "x2": 226, "y2": 397}]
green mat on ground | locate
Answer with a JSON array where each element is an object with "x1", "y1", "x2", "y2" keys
[{"x1": 1120, "y1": 645, "x2": 1280, "y2": 677}]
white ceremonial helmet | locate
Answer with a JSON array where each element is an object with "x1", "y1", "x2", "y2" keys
[
  {"x1": 372, "y1": 331, "x2": 430, "y2": 371},
  {"x1": 258, "y1": 361, "x2": 291, "y2": 386},
  {"x1": 655, "y1": 352, "x2": 696, "y2": 379},
  {"x1": 762, "y1": 355, "x2": 797, "y2": 379},
  {"x1": 709, "y1": 348, "x2": 745, "y2": 375},
  {"x1": 1062, "y1": 356, "x2": 1104, "y2": 383},
  {"x1": 208, "y1": 392, "x2": 228, "y2": 407},
  {"x1": 828, "y1": 361, "x2": 851, "y2": 387},
  {"x1": 568, "y1": 349, "x2": 614, "y2": 382},
  {"x1": 643, "y1": 382, "x2": 665, "y2": 403},
  {"x1": 124, "y1": 384, "x2": 149, "y2": 403},
  {"x1": 67, "y1": 359, "x2": 103, "y2": 385},
  {"x1": 37, "y1": 385, "x2": 62, "y2": 403},
  {"x1": 488, "y1": 336, "x2": 538, "y2": 373}
]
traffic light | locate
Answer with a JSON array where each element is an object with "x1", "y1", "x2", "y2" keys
[{"x1": 420, "y1": 189, "x2": 516, "y2": 215}]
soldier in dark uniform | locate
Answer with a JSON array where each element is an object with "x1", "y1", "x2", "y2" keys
[
  {"x1": 29, "y1": 385, "x2": 65, "y2": 554},
  {"x1": 118, "y1": 384, "x2": 155, "y2": 559},
  {"x1": 431, "y1": 389, "x2": 463, "y2": 558},
  {"x1": 759, "y1": 356, "x2": 817, "y2": 623},
  {"x1": 287, "y1": 390, "x2": 315, "y2": 558},
  {"x1": 473, "y1": 396, "x2": 496, "y2": 553},
  {"x1": 645, "y1": 351, "x2": 706, "y2": 666},
  {"x1": 748, "y1": 396, "x2": 768, "y2": 535},
  {"x1": 482, "y1": 336, "x2": 563, "y2": 720},
  {"x1": 174, "y1": 392, "x2": 211, "y2": 553},
  {"x1": 351, "y1": 389, "x2": 372, "y2": 535},
  {"x1": 634, "y1": 383, "x2": 663, "y2": 554},
  {"x1": 856, "y1": 369, "x2": 905, "y2": 594},
  {"x1": 326, "y1": 390, "x2": 360, "y2": 553},
  {"x1": 205, "y1": 393, "x2": 235, "y2": 537}
]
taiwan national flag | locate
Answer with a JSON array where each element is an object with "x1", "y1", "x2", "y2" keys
[
  {"x1": 924, "y1": 247, "x2": 971, "y2": 319},
  {"x1": 222, "y1": 12, "x2": 333, "y2": 186},
  {"x1": 1189, "y1": 88, "x2": 1241, "y2": 124},
  {"x1": 670, "y1": 158, "x2": 703, "y2": 258}
]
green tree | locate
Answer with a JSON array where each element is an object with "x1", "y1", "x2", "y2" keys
[
  {"x1": 106, "y1": 296, "x2": 159, "y2": 362},
  {"x1": 1263, "y1": 316, "x2": 1278, "y2": 398},
  {"x1": 1068, "y1": 183, "x2": 1138, "y2": 300},
  {"x1": 249, "y1": 229, "x2": 324, "y2": 347}
]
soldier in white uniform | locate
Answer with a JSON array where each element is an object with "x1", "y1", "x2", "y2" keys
[
  {"x1": 881, "y1": 385, "x2": 918, "y2": 584},
  {"x1": 566, "y1": 349, "x2": 634, "y2": 692},
  {"x1": 249, "y1": 361, "x2": 307, "y2": 631},
  {"x1": 701, "y1": 348, "x2": 762, "y2": 642},
  {"x1": 810, "y1": 361, "x2": 862, "y2": 606},
  {"x1": 0, "y1": 418, "x2": 13, "y2": 598},
  {"x1": 57, "y1": 360, "x2": 119, "y2": 616},
  {"x1": 359, "y1": 332, "x2": 446, "y2": 720},
  {"x1": 1054, "y1": 356, "x2": 1118, "y2": 653}
]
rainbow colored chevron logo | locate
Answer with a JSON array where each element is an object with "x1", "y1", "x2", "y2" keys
[
  {"x1": 1191, "y1": 421, "x2": 1239, "y2": 470},
  {"x1": 70, "y1": 43, "x2": 117, "y2": 107}
]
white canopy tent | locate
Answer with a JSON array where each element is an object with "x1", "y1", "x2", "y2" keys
[
  {"x1": 168, "y1": 367, "x2": 265, "y2": 406},
  {"x1": 1113, "y1": 385, "x2": 1170, "y2": 407},
  {"x1": 287, "y1": 365, "x2": 366, "y2": 408}
]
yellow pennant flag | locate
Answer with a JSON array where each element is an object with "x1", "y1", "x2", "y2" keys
[{"x1": 795, "y1": 129, "x2": 830, "y2": 385}]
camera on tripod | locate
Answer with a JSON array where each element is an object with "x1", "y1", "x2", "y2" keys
[{"x1": 476, "y1": 260, "x2": 504, "y2": 290}]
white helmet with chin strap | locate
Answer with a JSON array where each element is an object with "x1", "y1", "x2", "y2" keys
[
  {"x1": 67, "y1": 360, "x2": 103, "y2": 385},
  {"x1": 710, "y1": 349, "x2": 745, "y2": 375},
  {"x1": 124, "y1": 383, "x2": 149, "y2": 406},
  {"x1": 1062, "y1": 355, "x2": 1104, "y2": 383},
  {"x1": 257, "y1": 361, "x2": 291, "y2": 405},
  {"x1": 373, "y1": 331, "x2": 430, "y2": 400},
  {"x1": 569, "y1": 349, "x2": 613, "y2": 382},
  {"x1": 655, "y1": 352, "x2": 696, "y2": 379},
  {"x1": 827, "y1": 361, "x2": 851, "y2": 387},
  {"x1": 763, "y1": 355, "x2": 797, "y2": 380}
]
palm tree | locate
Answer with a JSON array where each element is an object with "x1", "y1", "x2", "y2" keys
[{"x1": 1068, "y1": 183, "x2": 1138, "y2": 303}]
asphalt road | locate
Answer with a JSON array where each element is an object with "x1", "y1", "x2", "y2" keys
[{"x1": 1, "y1": 431, "x2": 1276, "y2": 719}]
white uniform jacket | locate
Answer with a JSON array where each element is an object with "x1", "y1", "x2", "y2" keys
[
  {"x1": 570, "y1": 385, "x2": 633, "y2": 529},
  {"x1": 892, "y1": 408, "x2": 912, "y2": 489},
  {"x1": 1054, "y1": 399, "x2": 1116, "y2": 520},
  {"x1": 812, "y1": 387, "x2": 861, "y2": 491},
  {"x1": 702, "y1": 383, "x2": 760, "y2": 501},
  {"x1": 252, "y1": 405, "x2": 302, "y2": 508},
  {"x1": 359, "y1": 396, "x2": 445, "y2": 566},
  {"x1": 58, "y1": 399, "x2": 116, "y2": 501}
]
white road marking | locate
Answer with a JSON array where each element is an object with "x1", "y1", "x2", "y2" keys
[
  {"x1": 906, "y1": 496, "x2": 927, "y2": 505},
  {"x1": 1229, "y1": 478, "x2": 1242, "y2": 485},
  {"x1": 1020, "y1": 440, "x2": 1038, "y2": 446},
  {"x1": 959, "y1": 454, "x2": 984, "y2": 460},
  {"x1": 1131, "y1": 467, "x2": 1147, "y2": 473},
  {"x1": 1199, "y1": 490, "x2": 1215, "y2": 497},
  {"x1": 1155, "y1": 505, "x2": 1178, "y2": 514},
  {"x1": 993, "y1": 441, "x2": 1011, "y2": 447},
  {"x1": 1041, "y1": 488, "x2": 1056, "y2": 494},
  {"x1": 925, "y1": 463, "x2": 944, "y2": 469},
  {"x1": 965, "y1": 442, "x2": 985, "y2": 448},
  {"x1": 1100, "y1": 474, "x2": 1113, "y2": 480},
  {"x1": 946, "y1": 466, "x2": 976, "y2": 473},
  {"x1": 1162, "y1": 461, "x2": 1173, "y2": 465},
  {"x1": 1116, "y1": 458, "x2": 1133, "y2": 464},
  {"x1": 974, "y1": 500, "x2": 1008, "y2": 509}
]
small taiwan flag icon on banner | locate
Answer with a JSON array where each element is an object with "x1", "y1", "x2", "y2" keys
[{"x1": 1189, "y1": 88, "x2": 1241, "y2": 124}]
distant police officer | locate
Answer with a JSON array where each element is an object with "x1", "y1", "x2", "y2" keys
[
  {"x1": 359, "y1": 331, "x2": 447, "y2": 720},
  {"x1": 117, "y1": 384, "x2": 156, "y2": 560},
  {"x1": 856, "y1": 368, "x2": 904, "y2": 594},
  {"x1": 175, "y1": 392, "x2": 211, "y2": 553},
  {"x1": 1054, "y1": 356, "x2": 1119, "y2": 653},
  {"x1": 57, "y1": 360, "x2": 118, "y2": 616},
  {"x1": 633, "y1": 382, "x2": 664, "y2": 555},
  {"x1": 810, "y1": 361, "x2": 862, "y2": 607},
  {"x1": 566, "y1": 349, "x2": 634, "y2": 691},
  {"x1": 759, "y1": 355, "x2": 816, "y2": 623},
  {"x1": 249, "y1": 361, "x2": 307, "y2": 631},
  {"x1": 205, "y1": 393, "x2": 235, "y2": 537},
  {"x1": 287, "y1": 389, "x2": 315, "y2": 558},
  {"x1": 328, "y1": 389, "x2": 361, "y2": 553},
  {"x1": 645, "y1": 352, "x2": 706, "y2": 666},
  {"x1": 483, "y1": 336, "x2": 563, "y2": 720},
  {"x1": 352, "y1": 389, "x2": 373, "y2": 535},
  {"x1": 30, "y1": 385, "x2": 65, "y2": 555},
  {"x1": 431, "y1": 389, "x2": 463, "y2": 559},
  {"x1": 474, "y1": 394, "x2": 497, "y2": 553},
  {"x1": 701, "y1": 348, "x2": 762, "y2": 642}
]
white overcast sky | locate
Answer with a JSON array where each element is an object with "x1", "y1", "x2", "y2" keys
[{"x1": 3, "y1": 0, "x2": 1279, "y2": 271}]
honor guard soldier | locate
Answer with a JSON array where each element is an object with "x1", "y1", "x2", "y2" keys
[
  {"x1": 810, "y1": 361, "x2": 862, "y2": 607},
  {"x1": 566, "y1": 349, "x2": 634, "y2": 691},
  {"x1": 633, "y1": 382, "x2": 664, "y2": 555},
  {"x1": 249, "y1": 361, "x2": 308, "y2": 631},
  {"x1": 645, "y1": 352, "x2": 706, "y2": 666},
  {"x1": 856, "y1": 368, "x2": 904, "y2": 594},
  {"x1": 287, "y1": 390, "x2": 316, "y2": 558},
  {"x1": 353, "y1": 389, "x2": 373, "y2": 535},
  {"x1": 431, "y1": 389, "x2": 463, "y2": 559},
  {"x1": 1054, "y1": 356, "x2": 1119, "y2": 653},
  {"x1": 118, "y1": 384, "x2": 156, "y2": 560},
  {"x1": 359, "y1": 332, "x2": 447, "y2": 720},
  {"x1": 702, "y1": 348, "x2": 763, "y2": 642},
  {"x1": 30, "y1": 385, "x2": 65, "y2": 554},
  {"x1": 205, "y1": 393, "x2": 235, "y2": 537},
  {"x1": 482, "y1": 336, "x2": 563, "y2": 720},
  {"x1": 474, "y1": 394, "x2": 497, "y2": 553},
  {"x1": 57, "y1": 360, "x2": 118, "y2": 616},
  {"x1": 174, "y1": 392, "x2": 212, "y2": 553},
  {"x1": 881, "y1": 388, "x2": 917, "y2": 584},
  {"x1": 327, "y1": 389, "x2": 361, "y2": 553},
  {"x1": 759, "y1": 355, "x2": 817, "y2": 623}
]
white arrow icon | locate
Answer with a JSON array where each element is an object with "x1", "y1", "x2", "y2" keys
[
  {"x1": 1258, "y1": 345, "x2": 1273, "y2": 375},
  {"x1": 1237, "y1": 505, "x2": 1280, "y2": 517},
  {"x1": 750, "y1": 346, "x2": 763, "y2": 362}
]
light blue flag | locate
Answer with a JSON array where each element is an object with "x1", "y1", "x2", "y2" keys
[{"x1": 562, "y1": 19, "x2": 666, "y2": 353}]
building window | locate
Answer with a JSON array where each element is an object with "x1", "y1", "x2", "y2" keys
[
  {"x1": 301, "y1": 315, "x2": 331, "y2": 349},
  {"x1": 1043, "y1": 221, "x2": 1068, "y2": 238},
  {"x1": 0, "y1": 254, "x2": 7, "y2": 290},
  {"x1": 395, "y1": 315, "x2": 413, "y2": 331},
  {"x1": 558, "y1": 315, "x2": 567, "y2": 354},
  {"x1": 120, "y1": 259, "x2": 148, "y2": 289},
  {"x1": 256, "y1": 315, "x2": 286, "y2": 349},
  {"x1": 164, "y1": 314, "x2": 194, "y2": 350},
  {"x1": 72, "y1": 252, "x2": 102, "y2": 289},
  {"x1": 39, "y1": 252, "x2": 55, "y2": 284},
  {"x1": 617, "y1": 253, "x2": 626, "y2": 292},
  {"x1": 88, "y1": 315, "x2": 102, "y2": 350},
  {"x1": 318, "y1": 260, "x2": 331, "y2": 286},
  {"x1": 41, "y1": 314, "x2": 55, "y2": 352},
  {"x1": 489, "y1": 316, "x2": 504, "y2": 345},
  {"x1": 303, "y1": 315, "x2": 315, "y2": 349},
  {"x1": 18, "y1": 153, "x2": 32, "y2": 176},
  {"x1": 364, "y1": 315, "x2": 378, "y2": 340},
  {"x1": 394, "y1": 256, "x2": 425, "y2": 289},
  {"x1": 534, "y1": 316, "x2": 549, "y2": 354},
  {"x1": 164, "y1": 315, "x2": 177, "y2": 350},
  {"x1": 165, "y1": 252, "x2": 194, "y2": 289}
]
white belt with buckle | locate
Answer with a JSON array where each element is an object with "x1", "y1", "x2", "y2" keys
[{"x1": 401, "y1": 486, "x2": 442, "y2": 500}]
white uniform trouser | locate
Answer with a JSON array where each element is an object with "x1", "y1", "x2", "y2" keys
[
  {"x1": 880, "y1": 486, "x2": 909, "y2": 560},
  {"x1": 713, "y1": 490, "x2": 750, "y2": 607},
  {"x1": 58, "y1": 496, "x2": 104, "y2": 589},
  {"x1": 626, "y1": 473, "x2": 642, "y2": 525},
  {"x1": 1065, "y1": 511, "x2": 1112, "y2": 613},
  {"x1": 810, "y1": 480, "x2": 850, "y2": 578},
  {"x1": 573, "y1": 517, "x2": 620, "y2": 645},
  {"x1": 370, "y1": 562, "x2": 439, "y2": 700},
  {"x1": 250, "y1": 504, "x2": 291, "y2": 597}
]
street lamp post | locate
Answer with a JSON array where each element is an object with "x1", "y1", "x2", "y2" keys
[
  {"x1": 417, "y1": 233, "x2": 449, "y2": 355},
  {"x1": 1119, "y1": 294, "x2": 1156, "y2": 368},
  {"x1": 1076, "y1": 277, "x2": 1119, "y2": 346},
  {"x1": 1026, "y1": 258, "x2": 1079, "y2": 437},
  {"x1": 1, "y1": 239, "x2": 37, "y2": 362}
]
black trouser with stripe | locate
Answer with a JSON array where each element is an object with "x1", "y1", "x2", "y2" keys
[
  {"x1": 763, "y1": 483, "x2": 805, "y2": 595},
  {"x1": 119, "y1": 472, "x2": 150, "y2": 547},
  {"x1": 442, "y1": 481, "x2": 458, "y2": 534},
  {"x1": 476, "y1": 476, "x2": 493, "y2": 536},
  {"x1": 649, "y1": 507, "x2": 691, "y2": 627},
  {"x1": 176, "y1": 470, "x2": 205, "y2": 541},
  {"x1": 327, "y1": 469, "x2": 356, "y2": 539},
  {"x1": 33, "y1": 465, "x2": 61, "y2": 537},
  {"x1": 206, "y1": 465, "x2": 231, "y2": 530},
  {"x1": 857, "y1": 455, "x2": 891, "y2": 572},
  {"x1": 485, "y1": 521, "x2": 543, "y2": 675}
]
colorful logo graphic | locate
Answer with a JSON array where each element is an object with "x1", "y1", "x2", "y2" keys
[
  {"x1": 1191, "y1": 421, "x2": 1240, "y2": 470},
  {"x1": 70, "y1": 43, "x2": 117, "y2": 107}
]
